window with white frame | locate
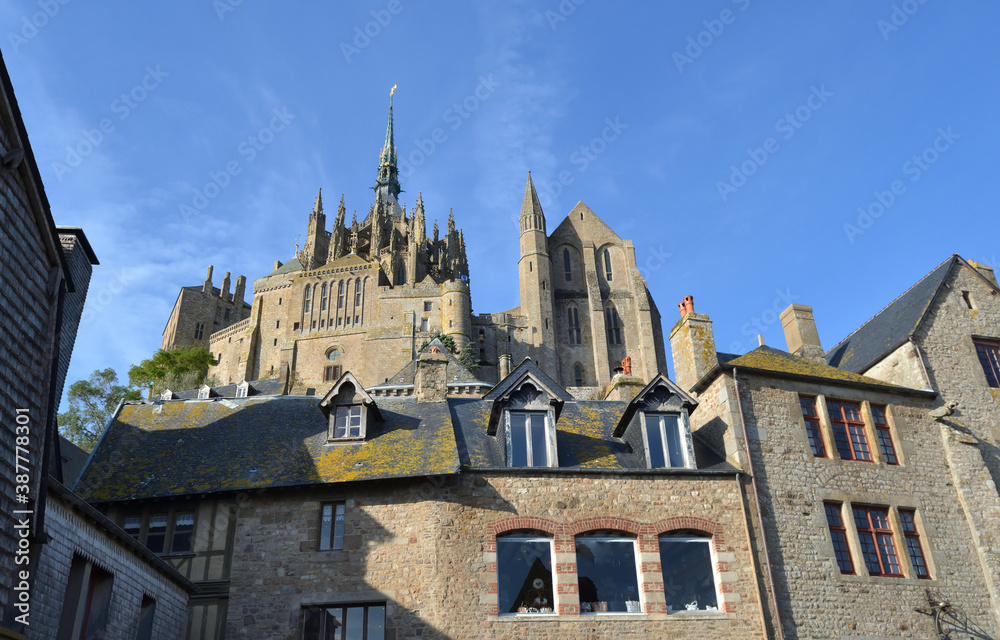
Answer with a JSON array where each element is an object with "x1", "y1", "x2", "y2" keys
[
  {"x1": 331, "y1": 405, "x2": 363, "y2": 439},
  {"x1": 659, "y1": 534, "x2": 719, "y2": 612},
  {"x1": 508, "y1": 411, "x2": 551, "y2": 467},
  {"x1": 576, "y1": 534, "x2": 641, "y2": 614},
  {"x1": 643, "y1": 413, "x2": 686, "y2": 468},
  {"x1": 496, "y1": 534, "x2": 555, "y2": 614}
]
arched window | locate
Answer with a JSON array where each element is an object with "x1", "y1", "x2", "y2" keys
[
  {"x1": 304, "y1": 284, "x2": 313, "y2": 313},
  {"x1": 567, "y1": 305, "x2": 581, "y2": 345},
  {"x1": 496, "y1": 533, "x2": 554, "y2": 615},
  {"x1": 605, "y1": 306, "x2": 621, "y2": 345},
  {"x1": 574, "y1": 364, "x2": 584, "y2": 386},
  {"x1": 354, "y1": 278, "x2": 362, "y2": 307},
  {"x1": 320, "y1": 283, "x2": 328, "y2": 311},
  {"x1": 604, "y1": 250, "x2": 613, "y2": 281},
  {"x1": 658, "y1": 534, "x2": 719, "y2": 612},
  {"x1": 563, "y1": 248, "x2": 572, "y2": 282}
]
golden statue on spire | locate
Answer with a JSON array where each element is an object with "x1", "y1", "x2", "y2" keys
[{"x1": 390, "y1": 83, "x2": 397, "y2": 98}]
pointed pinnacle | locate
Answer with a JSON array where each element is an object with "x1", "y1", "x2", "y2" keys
[{"x1": 314, "y1": 188, "x2": 323, "y2": 214}]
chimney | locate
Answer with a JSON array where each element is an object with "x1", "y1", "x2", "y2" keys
[
  {"x1": 780, "y1": 304, "x2": 826, "y2": 363},
  {"x1": 274, "y1": 260, "x2": 283, "y2": 271},
  {"x1": 415, "y1": 349, "x2": 449, "y2": 403},
  {"x1": 498, "y1": 353, "x2": 512, "y2": 380},
  {"x1": 234, "y1": 275, "x2": 247, "y2": 304},
  {"x1": 220, "y1": 272, "x2": 231, "y2": 300},
  {"x1": 203, "y1": 265, "x2": 214, "y2": 294},
  {"x1": 668, "y1": 295, "x2": 717, "y2": 392},
  {"x1": 969, "y1": 260, "x2": 999, "y2": 288}
]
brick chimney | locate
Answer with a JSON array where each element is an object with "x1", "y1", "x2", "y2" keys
[
  {"x1": 969, "y1": 260, "x2": 999, "y2": 288},
  {"x1": 669, "y1": 295, "x2": 717, "y2": 392},
  {"x1": 415, "y1": 349, "x2": 449, "y2": 403},
  {"x1": 780, "y1": 304, "x2": 826, "y2": 363}
]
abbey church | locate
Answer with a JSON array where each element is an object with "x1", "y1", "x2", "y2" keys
[{"x1": 161, "y1": 93, "x2": 667, "y2": 394}]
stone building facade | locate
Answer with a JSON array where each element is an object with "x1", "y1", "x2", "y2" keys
[
  {"x1": 670, "y1": 271, "x2": 1000, "y2": 638},
  {"x1": 75, "y1": 349, "x2": 771, "y2": 640},
  {"x1": 164, "y1": 93, "x2": 666, "y2": 395}
]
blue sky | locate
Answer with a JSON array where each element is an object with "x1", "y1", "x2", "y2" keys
[{"x1": 3, "y1": 1, "x2": 998, "y2": 406}]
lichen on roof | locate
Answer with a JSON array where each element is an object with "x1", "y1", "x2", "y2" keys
[{"x1": 726, "y1": 346, "x2": 914, "y2": 392}]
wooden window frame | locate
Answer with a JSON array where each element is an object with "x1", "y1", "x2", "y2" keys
[
  {"x1": 899, "y1": 509, "x2": 930, "y2": 579},
  {"x1": 319, "y1": 502, "x2": 346, "y2": 551},
  {"x1": 329, "y1": 404, "x2": 364, "y2": 440},
  {"x1": 301, "y1": 602, "x2": 386, "y2": 640},
  {"x1": 825, "y1": 502, "x2": 855, "y2": 574},
  {"x1": 871, "y1": 404, "x2": 898, "y2": 465},
  {"x1": 799, "y1": 395, "x2": 826, "y2": 457},
  {"x1": 826, "y1": 400, "x2": 873, "y2": 462},
  {"x1": 506, "y1": 410, "x2": 554, "y2": 468},
  {"x1": 852, "y1": 506, "x2": 903, "y2": 577}
]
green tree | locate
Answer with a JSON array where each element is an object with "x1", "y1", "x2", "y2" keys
[
  {"x1": 128, "y1": 346, "x2": 218, "y2": 397},
  {"x1": 418, "y1": 330, "x2": 480, "y2": 370},
  {"x1": 58, "y1": 368, "x2": 142, "y2": 451}
]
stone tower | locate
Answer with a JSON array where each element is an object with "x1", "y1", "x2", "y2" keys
[
  {"x1": 518, "y1": 173, "x2": 557, "y2": 373},
  {"x1": 300, "y1": 189, "x2": 329, "y2": 271}
]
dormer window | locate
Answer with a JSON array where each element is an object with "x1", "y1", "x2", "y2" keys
[
  {"x1": 508, "y1": 411, "x2": 550, "y2": 467},
  {"x1": 643, "y1": 413, "x2": 686, "y2": 468},
  {"x1": 236, "y1": 381, "x2": 249, "y2": 398},
  {"x1": 197, "y1": 385, "x2": 211, "y2": 400},
  {"x1": 318, "y1": 373, "x2": 380, "y2": 443},
  {"x1": 332, "y1": 405, "x2": 363, "y2": 439}
]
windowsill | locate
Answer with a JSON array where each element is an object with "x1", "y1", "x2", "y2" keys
[
  {"x1": 836, "y1": 571, "x2": 935, "y2": 585},
  {"x1": 325, "y1": 437, "x2": 365, "y2": 445},
  {"x1": 494, "y1": 612, "x2": 733, "y2": 621}
]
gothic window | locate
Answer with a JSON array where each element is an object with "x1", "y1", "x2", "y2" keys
[
  {"x1": 659, "y1": 535, "x2": 719, "y2": 612},
  {"x1": 355, "y1": 279, "x2": 362, "y2": 307},
  {"x1": 604, "y1": 250, "x2": 613, "y2": 281},
  {"x1": 304, "y1": 285, "x2": 312, "y2": 313},
  {"x1": 563, "y1": 248, "x2": 572, "y2": 281},
  {"x1": 496, "y1": 533, "x2": 554, "y2": 615},
  {"x1": 576, "y1": 534, "x2": 640, "y2": 614},
  {"x1": 567, "y1": 305, "x2": 581, "y2": 345},
  {"x1": 338, "y1": 281, "x2": 346, "y2": 309},
  {"x1": 320, "y1": 283, "x2": 328, "y2": 311},
  {"x1": 574, "y1": 364, "x2": 584, "y2": 386},
  {"x1": 193, "y1": 322, "x2": 204, "y2": 340},
  {"x1": 605, "y1": 305, "x2": 622, "y2": 345},
  {"x1": 224, "y1": 308, "x2": 231, "y2": 320}
]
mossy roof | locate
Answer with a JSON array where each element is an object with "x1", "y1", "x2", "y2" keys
[
  {"x1": 722, "y1": 346, "x2": 932, "y2": 396},
  {"x1": 75, "y1": 396, "x2": 460, "y2": 503}
]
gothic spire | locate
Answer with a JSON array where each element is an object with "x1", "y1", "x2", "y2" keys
[
  {"x1": 447, "y1": 208, "x2": 455, "y2": 236},
  {"x1": 313, "y1": 188, "x2": 323, "y2": 215},
  {"x1": 373, "y1": 84, "x2": 402, "y2": 207},
  {"x1": 520, "y1": 171, "x2": 545, "y2": 233}
]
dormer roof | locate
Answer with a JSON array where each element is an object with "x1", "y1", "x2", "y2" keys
[
  {"x1": 483, "y1": 358, "x2": 574, "y2": 434},
  {"x1": 613, "y1": 374, "x2": 698, "y2": 438},
  {"x1": 318, "y1": 371, "x2": 381, "y2": 421}
]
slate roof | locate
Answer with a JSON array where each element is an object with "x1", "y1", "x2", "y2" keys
[
  {"x1": 714, "y1": 345, "x2": 933, "y2": 396},
  {"x1": 165, "y1": 377, "x2": 285, "y2": 400},
  {"x1": 370, "y1": 338, "x2": 487, "y2": 389},
  {"x1": 268, "y1": 256, "x2": 303, "y2": 276},
  {"x1": 76, "y1": 396, "x2": 460, "y2": 502},
  {"x1": 825, "y1": 256, "x2": 957, "y2": 373}
]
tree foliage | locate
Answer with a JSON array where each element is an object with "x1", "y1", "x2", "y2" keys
[
  {"x1": 418, "y1": 330, "x2": 480, "y2": 370},
  {"x1": 128, "y1": 346, "x2": 218, "y2": 396},
  {"x1": 57, "y1": 368, "x2": 141, "y2": 451}
]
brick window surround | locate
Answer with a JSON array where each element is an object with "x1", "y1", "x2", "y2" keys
[
  {"x1": 975, "y1": 340, "x2": 1000, "y2": 388},
  {"x1": 484, "y1": 516, "x2": 734, "y2": 616}
]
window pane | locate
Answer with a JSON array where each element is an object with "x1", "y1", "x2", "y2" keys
[
  {"x1": 876, "y1": 427, "x2": 897, "y2": 464},
  {"x1": 644, "y1": 415, "x2": 666, "y2": 468},
  {"x1": 302, "y1": 609, "x2": 322, "y2": 640},
  {"x1": 662, "y1": 415, "x2": 684, "y2": 467},
  {"x1": 510, "y1": 413, "x2": 528, "y2": 467},
  {"x1": 576, "y1": 538, "x2": 639, "y2": 613},
  {"x1": 320, "y1": 504, "x2": 333, "y2": 551},
  {"x1": 123, "y1": 516, "x2": 141, "y2": 540},
  {"x1": 334, "y1": 504, "x2": 345, "y2": 550},
  {"x1": 343, "y1": 607, "x2": 364, "y2": 640},
  {"x1": 659, "y1": 537, "x2": 718, "y2": 611},
  {"x1": 147, "y1": 515, "x2": 168, "y2": 553},
  {"x1": 529, "y1": 414, "x2": 548, "y2": 466},
  {"x1": 497, "y1": 537, "x2": 554, "y2": 614},
  {"x1": 172, "y1": 512, "x2": 195, "y2": 553},
  {"x1": 366, "y1": 605, "x2": 385, "y2": 639},
  {"x1": 324, "y1": 608, "x2": 343, "y2": 640}
]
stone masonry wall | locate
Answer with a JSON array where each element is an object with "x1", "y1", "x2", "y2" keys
[
  {"x1": 226, "y1": 473, "x2": 766, "y2": 640},
  {"x1": 729, "y1": 372, "x2": 999, "y2": 639},
  {"x1": 29, "y1": 493, "x2": 189, "y2": 639}
]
